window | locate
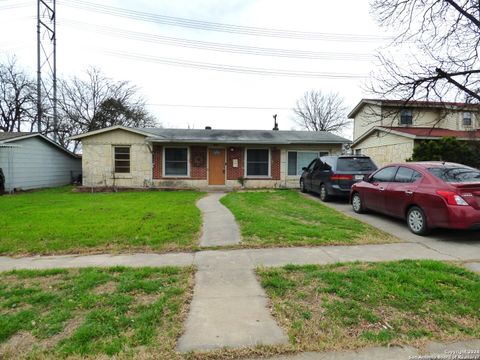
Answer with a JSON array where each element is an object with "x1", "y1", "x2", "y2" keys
[
  {"x1": 287, "y1": 151, "x2": 329, "y2": 176},
  {"x1": 371, "y1": 166, "x2": 397, "y2": 182},
  {"x1": 337, "y1": 157, "x2": 377, "y2": 172},
  {"x1": 400, "y1": 109, "x2": 413, "y2": 125},
  {"x1": 394, "y1": 167, "x2": 422, "y2": 183},
  {"x1": 355, "y1": 149, "x2": 362, "y2": 155},
  {"x1": 246, "y1": 149, "x2": 269, "y2": 177},
  {"x1": 114, "y1": 146, "x2": 130, "y2": 173},
  {"x1": 463, "y1": 112, "x2": 472, "y2": 126},
  {"x1": 164, "y1": 148, "x2": 188, "y2": 176},
  {"x1": 428, "y1": 167, "x2": 480, "y2": 183}
]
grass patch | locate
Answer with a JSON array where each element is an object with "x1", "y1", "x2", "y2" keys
[
  {"x1": 0, "y1": 187, "x2": 204, "y2": 255},
  {"x1": 257, "y1": 260, "x2": 480, "y2": 351},
  {"x1": 221, "y1": 190, "x2": 395, "y2": 246},
  {"x1": 0, "y1": 266, "x2": 194, "y2": 359}
]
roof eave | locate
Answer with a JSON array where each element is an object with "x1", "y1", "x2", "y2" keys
[{"x1": 69, "y1": 125, "x2": 153, "y2": 140}]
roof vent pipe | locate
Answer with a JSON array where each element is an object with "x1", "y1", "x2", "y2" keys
[
  {"x1": 272, "y1": 114, "x2": 279, "y2": 131},
  {"x1": 205, "y1": 126, "x2": 212, "y2": 130}
]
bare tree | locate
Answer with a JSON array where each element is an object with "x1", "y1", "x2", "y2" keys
[
  {"x1": 293, "y1": 90, "x2": 349, "y2": 133},
  {"x1": 0, "y1": 57, "x2": 36, "y2": 132},
  {"x1": 370, "y1": 0, "x2": 480, "y2": 103},
  {"x1": 57, "y1": 67, "x2": 157, "y2": 152}
]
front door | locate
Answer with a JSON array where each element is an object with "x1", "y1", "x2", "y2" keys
[{"x1": 208, "y1": 148, "x2": 225, "y2": 185}]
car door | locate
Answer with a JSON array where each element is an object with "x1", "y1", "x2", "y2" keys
[
  {"x1": 362, "y1": 166, "x2": 398, "y2": 212},
  {"x1": 303, "y1": 159, "x2": 317, "y2": 191},
  {"x1": 384, "y1": 167, "x2": 422, "y2": 218},
  {"x1": 310, "y1": 159, "x2": 324, "y2": 191}
]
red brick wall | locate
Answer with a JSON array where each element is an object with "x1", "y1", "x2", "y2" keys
[
  {"x1": 152, "y1": 145, "x2": 162, "y2": 179},
  {"x1": 271, "y1": 149, "x2": 281, "y2": 180},
  {"x1": 226, "y1": 147, "x2": 245, "y2": 180},
  {"x1": 152, "y1": 145, "x2": 207, "y2": 180},
  {"x1": 190, "y1": 146, "x2": 207, "y2": 179}
]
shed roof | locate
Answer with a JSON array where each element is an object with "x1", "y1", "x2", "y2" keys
[{"x1": 0, "y1": 132, "x2": 79, "y2": 158}]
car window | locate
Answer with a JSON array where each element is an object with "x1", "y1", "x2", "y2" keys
[
  {"x1": 394, "y1": 167, "x2": 422, "y2": 183},
  {"x1": 312, "y1": 159, "x2": 322, "y2": 171},
  {"x1": 305, "y1": 159, "x2": 316, "y2": 171},
  {"x1": 428, "y1": 167, "x2": 480, "y2": 183},
  {"x1": 337, "y1": 157, "x2": 377, "y2": 172},
  {"x1": 371, "y1": 166, "x2": 397, "y2": 182}
]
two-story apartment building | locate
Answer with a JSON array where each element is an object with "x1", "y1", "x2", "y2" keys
[{"x1": 349, "y1": 99, "x2": 480, "y2": 166}]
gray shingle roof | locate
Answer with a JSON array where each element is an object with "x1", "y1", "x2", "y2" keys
[
  {"x1": 0, "y1": 132, "x2": 34, "y2": 141},
  {"x1": 140, "y1": 128, "x2": 350, "y2": 144}
]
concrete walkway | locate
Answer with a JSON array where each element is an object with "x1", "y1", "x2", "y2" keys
[
  {"x1": 246, "y1": 339, "x2": 480, "y2": 360},
  {"x1": 197, "y1": 192, "x2": 241, "y2": 247},
  {"x1": 2, "y1": 242, "x2": 475, "y2": 272}
]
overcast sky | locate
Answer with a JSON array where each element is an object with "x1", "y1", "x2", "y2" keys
[{"x1": 0, "y1": 0, "x2": 393, "y2": 138}]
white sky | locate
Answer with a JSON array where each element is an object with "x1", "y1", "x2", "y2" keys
[{"x1": 0, "y1": 0, "x2": 393, "y2": 139}]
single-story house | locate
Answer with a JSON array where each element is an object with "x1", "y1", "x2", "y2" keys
[
  {"x1": 70, "y1": 126, "x2": 350, "y2": 189},
  {"x1": 0, "y1": 132, "x2": 82, "y2": 193}
]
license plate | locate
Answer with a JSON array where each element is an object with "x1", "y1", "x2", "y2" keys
[{"x1": 355, "y1": 175, "x2": 364, "y2": 180}]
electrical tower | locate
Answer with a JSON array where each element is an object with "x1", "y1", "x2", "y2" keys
[{"x1": 37, "y1": 0, "x2": 57, "y2": 141}]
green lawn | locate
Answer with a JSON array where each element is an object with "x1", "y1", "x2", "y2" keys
[
  {"x1": 258, "y1": 260, "x2": 480, "y2": 351},
  {"x1": 0, "y1": 266, "x2": 193, "y2": 359},
  {"x1": 221, "y1": 190, "x2": 395, "y2": 246},
  {"x1": 0, "y1": 187, "x2": 204, "y2": 255}
]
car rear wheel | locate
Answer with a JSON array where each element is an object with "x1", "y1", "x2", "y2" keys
[
  {"x1": 319, "y1": 184, "x2": 331, "y2": 202},
  {"x1": 407, "y1": 206, "x2": 430, "y2": 235},
  {"x1": 300, "y1": 179, "x2": 306, "y2": 193},
  {"x1": 351, "y1": 192, "x2": 365, "y2": 213}
]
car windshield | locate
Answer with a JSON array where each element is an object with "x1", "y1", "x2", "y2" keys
[
  {"x1": 337, "y1": 157, "x2": 376, "y2": 172},
  {"x1": 428, "y1": 167, "x2": 480, "y2": 183}
]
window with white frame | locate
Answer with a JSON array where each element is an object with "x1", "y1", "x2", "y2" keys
[
  {"x1": 400, "y1": 109, "x2": 413, "y2": 125},
  {"x1": 246, "y1": 149, "x2": 269, "y2": 177},
  {"x1": 287, "y1": 151, "x2": 329, "y2": 176},
  {"x1": 164, "y1": 147, "x2": 188, "y2": 176},
  {"x1": 463, "y1": 112, "x2": 472, "y2": 126},
  {"x1": 114, "y1": 146, "x2": 130, "y2": 173}
]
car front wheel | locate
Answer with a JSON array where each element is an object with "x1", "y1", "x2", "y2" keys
[
  {"x1": 407, "y1": 206, "x2": 430, "y2": 235},
  {"x1": 351, "y1": 192, "x2": 365, "y2": 213},
  {"x1": 319, "y1": 184, "x2": 331, "y2": 202},
  {"x1": 300, "y1": 179, "x2": 306, "y2": 193}
]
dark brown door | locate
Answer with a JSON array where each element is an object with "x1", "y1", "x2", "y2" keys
[{"x1": 208, "y1": 148, "x2": 225, "y2": 185}]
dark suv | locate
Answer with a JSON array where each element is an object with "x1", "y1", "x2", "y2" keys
[{"x1": 300, "y1": 155, "x2": 377, "y2": 201}]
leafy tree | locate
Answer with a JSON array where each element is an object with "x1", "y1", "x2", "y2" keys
[
  {"x1": 293, "y1": 90, "x2": 350, "y2": 133},
  {"x1": 411, "y1": 137, "x2": 479, "y2": 168}
]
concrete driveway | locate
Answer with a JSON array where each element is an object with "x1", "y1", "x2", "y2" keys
[{"x1": 303, "y1": 193, "x2": 480, "y2": 260}]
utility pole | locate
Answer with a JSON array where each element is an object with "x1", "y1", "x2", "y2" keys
[{"x1": 37, "y1": 0, "x2": 57, "y2": 141}]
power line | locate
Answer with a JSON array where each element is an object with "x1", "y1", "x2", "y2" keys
[
  {"x1": 147, "y1": 103, "x2": 293, "y2": 110},
  {"x1": 60, "y1": 19, "x2": 375, "y2": 61},
  {"x1": 59, "y1": 0, "x2": 390, "y2": 42},
  {"x1": 101, "y1": 49, "x2": 368, "y2": 79}
]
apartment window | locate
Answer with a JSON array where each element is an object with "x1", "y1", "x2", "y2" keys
[
  {"x1": 463, "y1": 112, "x2": 472, "y2": 126},
  {"x1": 114, "y1": 146, "x2": 130, "y2": 173},
  {"x1": 246, "y1": 149, "x2": 269, "y2": 177},
  {"x1": 164, "y1": 147, "x2": 188, "y2": 176},
  {"x1": 400, "y1": 109, "x2": 413, "y2": 125},
  {"x1": 287, "y1": 151, "x2": 329, "y2": 176}
]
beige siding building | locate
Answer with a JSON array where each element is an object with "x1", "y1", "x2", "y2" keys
[{"x1": 349, "y1": 99, "x2": 480, "y2": 167}]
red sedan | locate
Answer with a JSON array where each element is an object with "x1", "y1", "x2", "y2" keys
[{"x1": 350, "y1": 162, "x2": 480, "y2": 235}]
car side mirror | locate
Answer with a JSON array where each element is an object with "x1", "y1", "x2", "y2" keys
[
  {"x1": 302, "y1": 167, "x2": 307, "y2": 171},
  {"x1": 364, "y1": 175, "x2": 371, "y2": 182}
]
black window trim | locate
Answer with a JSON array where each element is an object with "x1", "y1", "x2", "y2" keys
[
  {"x1": 163, "y1": 146, "x2": 190, "y2": 178},
  {"x1": 245, "y1": 148, "x2": 271, "y2": 178},
  {"x1": 113, "y1": 145, "x2": 131, "y2": 174}
]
